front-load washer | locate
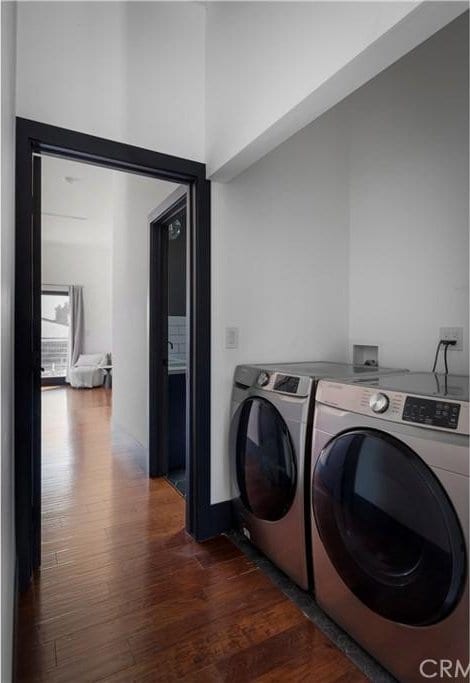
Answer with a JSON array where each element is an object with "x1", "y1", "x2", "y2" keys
[
  {"x1": 311, "y1": 372, "x2": 469, "y2": 682},
  {"x1": 229, "y1": 361, "x2": 407, "y2": 590}
]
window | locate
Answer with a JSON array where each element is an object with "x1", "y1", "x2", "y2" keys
[{"x1": 41, "y1": 291, "x2": 70, "y2": 379}]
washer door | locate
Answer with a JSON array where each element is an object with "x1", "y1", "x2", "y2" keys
[
  {"x1": 232, "y1": 397, "x2": 297, "y2": 522},
  {"x1": 313, "y1": 429, "x2": 466, "y2": 626}
]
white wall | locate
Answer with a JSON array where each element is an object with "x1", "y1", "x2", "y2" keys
[
  {"x1": 211, "y1": 106, "x2": 350, "y2": 503},
  {"x1": 13, "y1": 0, "x2": 469, "y2": 518},
  {"x1": 16, "y1": 1, "x2": 205, "y2": 161},
  {"x1": 112, "y1": 174, "x2": 178, "y2": 449},
  {"x1": 210, "y1": 12, "x2": 469, "y2": 504},
  {"x1": 348, "y1": 13, "x2": 469, "y2": 375},
  {"x1": 42, "y1": 242, "x2": 113, "y2": 355},
  {"x1": 205, "y1": 1, "x2": 467, "y2": 180},
  {"x1": 121, "y1": 2, "x2": 205, "y2": 161},
  {"x1": 1, "y1": 2, "x2": 17, "y2": 681}
]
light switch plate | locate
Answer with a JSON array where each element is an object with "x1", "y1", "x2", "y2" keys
[
  {"x1": 225, "y1": 327, "x2": 239, "y2": 349},
  {"x1": 439, "y1": 327, "x2": 463, "y2": 351}
]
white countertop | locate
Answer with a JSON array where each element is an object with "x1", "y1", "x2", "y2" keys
[{"x1": 168, "y1": 360, "x2": 187, "y2": 375}]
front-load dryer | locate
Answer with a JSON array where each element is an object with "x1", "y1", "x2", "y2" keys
[
  {"x1": 311, "y1": 372, "x2": 469, "y2": 682},
  {"x1": 229, "y1": 361, "x2": 407, "y2": 590}
]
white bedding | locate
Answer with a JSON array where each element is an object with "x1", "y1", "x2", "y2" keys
[{"x1": 69, "y1": 365, "x2": 105, "y2": 388}]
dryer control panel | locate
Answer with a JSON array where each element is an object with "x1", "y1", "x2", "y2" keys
[
  {"x1": 402, "y1": 396, "x2": 460, "y2": 430},
  {"x1": 254, "y1": 371, "x2": 312, "y2": 398},
  {"x1": 273, "y1": 375, "x2": 300, "y2": 394}
]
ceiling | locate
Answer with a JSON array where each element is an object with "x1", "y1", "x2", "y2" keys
[{"x1": 41, "y1": 155, "x2": 116, "y2": 247}]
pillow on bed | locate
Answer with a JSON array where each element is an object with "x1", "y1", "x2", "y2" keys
[{"x1": 75, "y1": 353, "x2": 106, "y2": 367}]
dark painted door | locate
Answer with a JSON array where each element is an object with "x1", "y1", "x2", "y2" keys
[
  {"x1": 149, "y1": 197, "x2": 187, "y2": 479},
  {"x1": 149, "y1": 219, "x2": 169, "y2": 477},
  {"x1": 32, "y1": 154, "x2": 42, "y2": 570}
]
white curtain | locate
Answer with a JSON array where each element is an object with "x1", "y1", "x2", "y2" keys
[{"x1": 66, "y1": 285, "x2": 84, "y2": 382}]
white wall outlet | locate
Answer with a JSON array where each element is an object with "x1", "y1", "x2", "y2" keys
[
  {"x1": 225, "y1": 327, "x2": 239, "y2": 349},
  {"x1": 439, "y1": 327, "x2": 463, "y2": 351}
]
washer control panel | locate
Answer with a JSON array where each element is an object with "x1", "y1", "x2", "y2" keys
[
  {"x1": 318, "y1": 381, "x2": 469, "y2": 435},
  {"x1": 402, "y1": 396, "x2": 460, "y2": 430}
]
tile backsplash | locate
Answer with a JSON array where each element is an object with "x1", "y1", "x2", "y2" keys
[{"x1": 168, "y1": 316, "x2": 187, "y2": 362}]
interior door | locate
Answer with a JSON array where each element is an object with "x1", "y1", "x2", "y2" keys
[
  {"x1": 149, "y1": 219, "x2": 169, "y2": 477},
  {"x1": 232, "y1": 397, "x2": 297, "y2": 521},
  {"x1": 167, "y1": 208, "x2": 187, "y2": 474},
  {"x1": 16, "y1": 148, "x2": 43, "y2": 589},
  {"x1": 32, "y1": 154, "x2": 42, "y2": 571},
  {"x1": 313, "y1": 429, "x2": 466, "y2": 626}
]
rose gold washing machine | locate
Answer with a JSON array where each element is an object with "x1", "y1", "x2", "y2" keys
[{"x1": 311, "y1": 372, "x2": 469, "y2": 682}]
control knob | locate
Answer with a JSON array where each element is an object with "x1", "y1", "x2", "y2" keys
[
  {"x1": 257, "y1": 371, "x2": 270, "y2": 387},
  {"x1": 369, "y1": 392, "x2": 389, "y2": 413}
]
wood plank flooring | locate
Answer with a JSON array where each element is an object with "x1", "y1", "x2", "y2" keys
[{"x1": 16, "y1": 386, "x2": 367, "y2": 682}]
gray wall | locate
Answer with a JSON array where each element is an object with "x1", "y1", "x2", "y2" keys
[
  {"x1": 211, "y1": 104, "x2": 351, "y2": 502},
  {"x1": 1, "y1": 2, "x2": 17, "y2": 680},
  {"x1": 210, "y1": 13, "x2": 469, "y2": 503},
  {"x1": 348, "y1": 13, "x2": 469, "y2": 374}
]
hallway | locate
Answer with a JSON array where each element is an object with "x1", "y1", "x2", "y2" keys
[{"x1": 16, "y1": 388, "x2": 366, "y2": 682}]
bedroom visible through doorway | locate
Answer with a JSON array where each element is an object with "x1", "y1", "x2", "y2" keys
[{"x1": 39, "y1": 152, "x2": 188, "y2": 569}]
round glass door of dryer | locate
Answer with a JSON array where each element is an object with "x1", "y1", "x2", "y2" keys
[
  {"x1": 232, "y1": 397, "x2": 297, "y2": 521},
  {"x1": 313, "y1": 430, "x2": 466, "y2": 627}
]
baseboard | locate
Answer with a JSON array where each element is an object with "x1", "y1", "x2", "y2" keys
[
  {"x1": 41, "y1": 376, "x2": 66, "y2": 387},
  {"x1": 12, "y1": 560, "x2": 19, "y2": 683},
  {"x1": 111, "y1": 424, "x2": 148, "y2": 454}
]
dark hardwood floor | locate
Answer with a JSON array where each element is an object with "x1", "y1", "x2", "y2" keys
[{"x1": 16, "y1": 386, "x2": 367, "y2": 682}]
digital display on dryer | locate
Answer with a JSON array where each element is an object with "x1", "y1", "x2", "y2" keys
[
  {"x1": 274, "y1": 375, "x2": 300, "y2": 394},
  {"x1": 402, "y1": 397, "x2": 460, "y2": 430}
]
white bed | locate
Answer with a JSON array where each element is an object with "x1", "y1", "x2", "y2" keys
[{"x1": 69, "y1": 353, "x2": 108, "y2": 389}]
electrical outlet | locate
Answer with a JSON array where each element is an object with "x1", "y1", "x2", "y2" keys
[
  {"x1": 439, "y1": 327, "x2": 463, "y2": 351},
  {"x1": 225, "y1": 327, "x2": 239, "y2": 349}
]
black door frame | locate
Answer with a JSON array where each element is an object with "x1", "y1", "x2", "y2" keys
[
  {"x1": 15, "y1": 117, "x2": 230, "y2": 592},
  {"x1": 149, "y1": 193, "x2": 186, "y2": 478}
]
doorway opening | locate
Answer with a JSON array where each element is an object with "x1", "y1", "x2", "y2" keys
[
  {"x1": 38, "y1": 152, "x2": 185, "y2": 558},
  {"x1": 15, "y1": 119, "x2": 223, "y2": 593},
  {"x1": 149, "y1": 190, "x2": 188, "y2": 496},
  {"x1": 166, "y1": 204, "x2": 188, "y2": 497}
]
